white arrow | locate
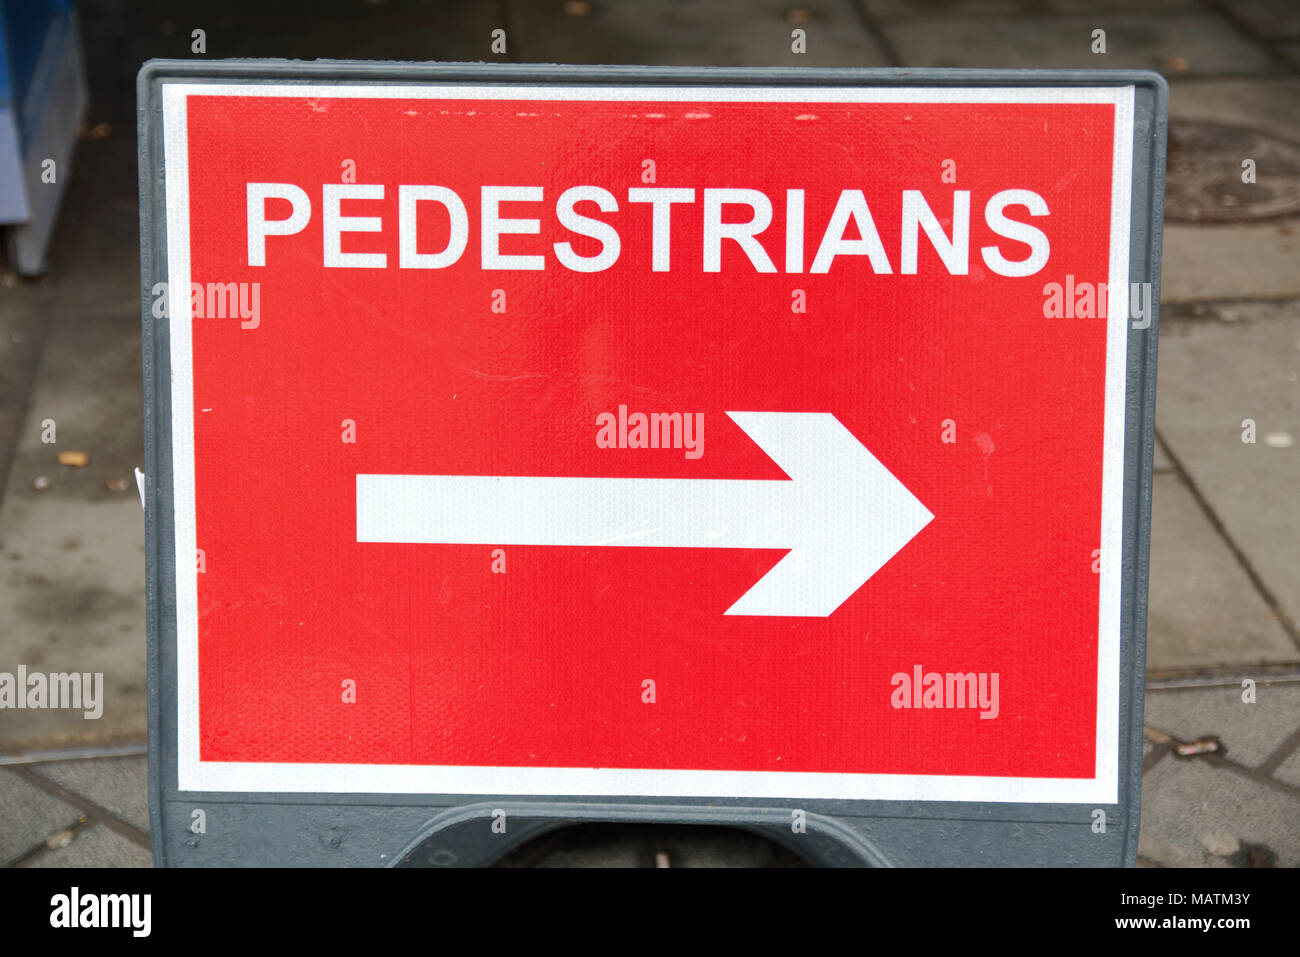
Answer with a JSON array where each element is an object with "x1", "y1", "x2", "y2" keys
[{"x1": 356, "y1": 411, "x2": 933, "y2": 617}]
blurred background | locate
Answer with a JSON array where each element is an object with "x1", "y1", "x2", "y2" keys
[{"x1": 0, "y1": 0, "x2": 1297, "y2": 867}]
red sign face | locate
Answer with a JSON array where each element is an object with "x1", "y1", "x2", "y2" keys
[{"x1": 163, "y1": 83, "x2": 1133, "y2": 802}]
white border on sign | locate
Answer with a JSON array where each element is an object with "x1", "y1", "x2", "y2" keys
[{"x1": 162, "y1": 83, "x2": 1133, "y2": 802}]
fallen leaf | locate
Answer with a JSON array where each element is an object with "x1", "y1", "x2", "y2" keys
[{"x1": 1174, "y1": 736, "x2": 1220, "y2": 757}]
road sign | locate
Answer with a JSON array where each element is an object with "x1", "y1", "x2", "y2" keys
[{"x1": 140, "y1": 61, "x2": 1166, "y2": 866}]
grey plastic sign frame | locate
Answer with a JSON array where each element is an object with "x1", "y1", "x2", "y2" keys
[{"x1": 139, "y1": 60, "x2": 1166, "y2": 867}]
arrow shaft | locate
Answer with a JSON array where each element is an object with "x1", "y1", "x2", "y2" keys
[
  {"x1": 355, "y1": 413, "x2": 932, "y2": 617},
  {"x1": 356, "y1": 474, "x2": 800, "y2": 549}
]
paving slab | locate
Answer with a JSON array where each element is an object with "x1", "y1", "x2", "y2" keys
[
  {"x1": 1158, "y1": 79, "x2": 1300, "y2": 302},
  {"x1": 1222, "y1": 0, "x2": 1300, "y2": 40},
  {"x1": 19, "y1": 823, "x2": 151, "y2": 868},
  {"x1": 1155, "y1": 301, "x2": 1300, "y2": 641},
  {"x1": 1153, "y1": 440, "x2": 1173, "y2": 473},
  {"x1": 860, "y1": 0, "x2": 1027, "y2": 16},
  {"x1": 1273, "y1": 746, "x2": 1300, "y2": 788},
  {"x1": 28, "y1": 756, "x2": 150, "y2": 833},
  {"x1": 119, "y1": 0, "x2": 500, "y2": 62},
  {"x1": 1145, "y1": 473, "x2": 1296, "y2": 671},
  {"x1": 0, "y1": 464, "x2": 147, "y2": 748},
  {"x1": 0, "y1": 768, "x2": 84, "y2": 865},
  {"x1": 880, "y1": 12, "x2": 1275, "y2": 74},
  {"x1": 1138, "y1": 756, "x2": 1300, "y2": 867},
  {"x1": 1167, "y1": 77, "x2": 1300, "y2": 132},
  {"x1": 0, "y1": 283, "x2": 53, "y2": 501},
  {"x1": 1144, "y1": 683, "x2": 1300, "y2": 768},
  {"x1": 1162, "y1": 225, "x2": 1300, "y2": 302},
  {"x1": 512, "y1": 0, "x2": 890, "y2": 66},
  {"x1": 860, "y1": 0, "x2": 1199, "y2": 19}
]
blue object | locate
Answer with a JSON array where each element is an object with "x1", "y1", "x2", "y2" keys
[{"x1": 0, "y1": 0, "x2": 87, "y2": 273}]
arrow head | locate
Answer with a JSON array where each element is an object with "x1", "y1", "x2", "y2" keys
[{"x1": 722, "y1": 412, "x2": 933, "y2": 617}]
